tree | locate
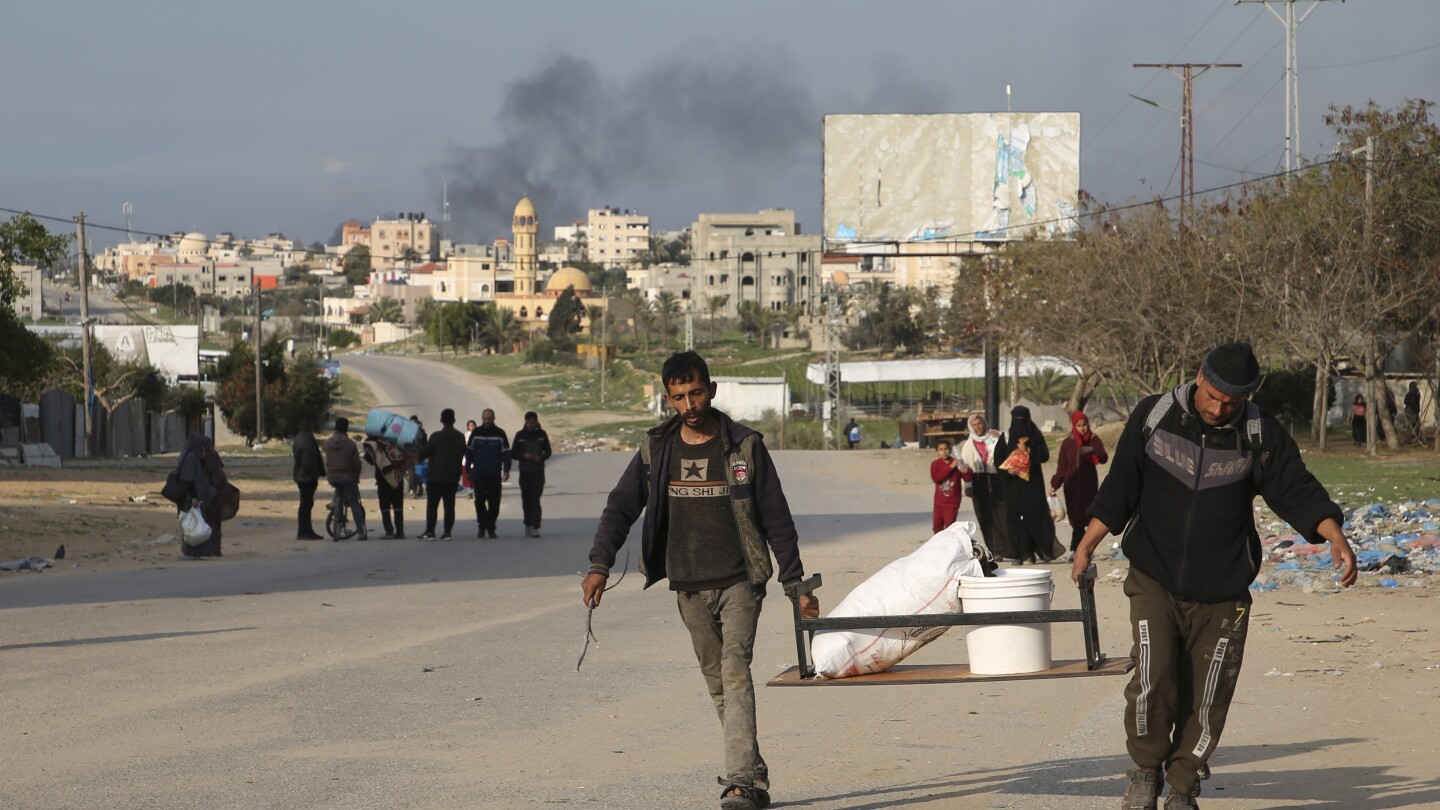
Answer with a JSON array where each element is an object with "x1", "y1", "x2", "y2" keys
[
  {"x1": 737, "y1": 300, "x2": 784, "y2": 349},
  {"x1": 655, "y1": 291, "x2": 681, "y2": 349},
  {"x1": 0, "y1": 213, "x2": 70, "y2": 397},
  {"x1": 341, "y1": 245, "x2": 371, "y2": 285},
  {"x1": 398, "y1": 246, "x2": 422, "y2": 268},
  {"x1": 237, "y1": 245, "x2": 255, "y2": 259},
  {"x1": 368, "y1": 297, "x2": 403, "y2": 324},
  {"x1": 622, "y1": 289, "x2": 654, "y2": 352},
  {"x1": 425, "y1": 302, "x2": 470, "y2": 355},
  {"x1": 841, "y1": 286, "x2": 921, "y2": 354},
  {"x1": 326, "y1": 328, "x2": 360, "y2": 349},
  {"x1": 274, "y1": 355, "x2": 340, "y2": 437},
  {"x1": 477, "y1": 305, "x2": 523, "y2": 354},
  {"x1": 214, "y1": 334, "x2": 289, "y2": 444},
  {"x1": 547, "y1": 286, "x2": 585, "y2": 346},
  {"x1": 706, "y1": 294, "x2": 729, "y2": 345},
  {"x1": 306, "y1": 240, "x2": 327, "y2": 258}
]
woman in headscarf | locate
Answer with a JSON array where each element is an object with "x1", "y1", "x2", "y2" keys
[
  {"x1": 170, "y1": 433, "x2": 238, "y2": 559},
  {"x1": 958, "y1": 413, "x2": 1011, "y2": 560},
  {"x1": 1049, "y1": 410, "x2": 1108, "y2": 556},
  {"x1": 993, "y1": 405, "x2": 1059, "y2": 564}
]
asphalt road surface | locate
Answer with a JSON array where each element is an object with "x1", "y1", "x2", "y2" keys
[
  {"x1": 7, "y1": 356, "x2": 1409, "y2": 809},
  {"x1": 341, "y1": 353, "x2": 525, "y2": 432}
]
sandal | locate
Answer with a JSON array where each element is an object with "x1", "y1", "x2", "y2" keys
[{"x1": 719, "y1": 779, "x2": 770, "y2": 810}]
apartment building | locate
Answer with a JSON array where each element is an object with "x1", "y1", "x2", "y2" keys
[
  {"x1": 369, "y1": 213, "x2": 437, "y2": 270},
  {"x1": 587, "y1": 207, "x2": 649, "y2": 267},
  {"x1": 689, "y1": 209, "x2": 820, "y2": 317}
]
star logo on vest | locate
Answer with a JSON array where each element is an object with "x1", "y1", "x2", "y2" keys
[{"x1": 683, "y1": 460, "x2": 707, "y2": 480}]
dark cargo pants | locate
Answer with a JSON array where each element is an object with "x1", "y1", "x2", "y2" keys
[
  {"x1": 1124, "y1": 567, "x2": 1251, "y2": 796},
  {"x1": 676, "y1": 580, "x2": 769, "y2": 791}
]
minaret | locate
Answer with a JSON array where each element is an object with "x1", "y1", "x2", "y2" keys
[{"x1": 512, "y1": 196, "x2": 538, "y2": 296}]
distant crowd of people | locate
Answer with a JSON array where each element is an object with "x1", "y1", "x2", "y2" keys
[{"x1": 290, "y1": 407, "x2": 551, "y2": 542}]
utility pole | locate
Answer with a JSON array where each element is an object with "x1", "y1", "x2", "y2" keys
[
  {"x1": 1236, "y1": 0, "x2": 1345, "y2": 174},
  {"x1": 254, "y1": 277, "x2": 264, "y2": 443},
  {"x1": 599, "y1": 286, "x2": 607, "y2": 406},
  {"x1": 684, "y1": 309, "x2": 694, "y2": 351},
  {"x1": 823, "y1": 292, "x2": 841, "y2": 450},
  {"x1": 74, "y1": 214, "x2": 93, "y2": 457},
  {"x1": 1133, "y1": 63, "x2": 1240, "y2": 228},
  {"x1": 1352, "y1": 135, "x2": 1377, "y2": 454}
]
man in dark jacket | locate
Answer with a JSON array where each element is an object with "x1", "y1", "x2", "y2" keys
[
  {"x1": 408, "y1": 415, "x2": 427, "y2": 496},
  {"x1": 292, "y1": 421, "x2": 325, "y2": 540},
  {"x1": 512, "y1": 410, "x2": 551, "y2": 538},
  {"x1": 581, "y1": 351, "x2": 818, "y2": 810},
  {"x1": 465, "y1": 408, "x2": 511, "y2": 538},
  {"x1": 417, "y1": 408, "x2": 465, "y2": 540},
  {"x1": 1072, "y1": 343, "x2": 1357, "y2": 810},
  {"x1": 322, "y1": 417, "x2": 367, "y2": 541}
]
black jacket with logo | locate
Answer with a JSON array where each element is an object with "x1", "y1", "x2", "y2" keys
[
  {"x1": 1088, "y1": 382, "x2": 1342, "y2": 602},
  {"x1": 588, "y1": 408, "x2": 805, "y2": 591}
]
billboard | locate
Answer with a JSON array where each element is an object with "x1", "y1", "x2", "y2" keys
[
  {"x1": 93, "y1": 325, "x2": 201, "y2": 379},
  {"x1": 823, "y1": 113, "x2": 1080, "y2": 244}
]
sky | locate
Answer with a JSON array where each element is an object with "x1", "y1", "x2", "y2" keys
[{"x1": 2, "y1": 0, "x2": 1436, "y2": 249}]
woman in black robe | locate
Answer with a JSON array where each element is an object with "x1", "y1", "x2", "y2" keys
[
  {"x1": 993, "y1": 405, "x2": 1059, "y2": 564},
  {"x1": 170, "y1": 433, "x2": 238, "y2": 559}
]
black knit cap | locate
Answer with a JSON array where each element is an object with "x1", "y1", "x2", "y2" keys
[{"x1": 1201, "y1": 342, "x2": 1261, "y2": 397}]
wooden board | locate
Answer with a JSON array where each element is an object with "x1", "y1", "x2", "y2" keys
[{"x1": 766, "y1": 657, "x2": 1133, "y2": 687}]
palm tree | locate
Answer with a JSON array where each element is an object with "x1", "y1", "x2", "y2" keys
[
  {"x1": 706, "y1": 294, "x2": 729, "y2": 345},
  {"x1": 586, "y1": 304, "x2": 606, "y2": 338},
  {"x1": 737, "y1": 300, "x2": 782, "y2": 349},
  {"x1": 655, "y1": 291, "x2": 680, "y2": 349},
  {"x1": 368, "y1": 297, "x2": 403, "y2": 324},
  {"x1": 622, "y1": 289, "x2": 653, "y2": 353},
  {"x1": 478, "y1": 305, "x2": 524, "y2": 354},
  {"x1": 398, "y1": 246, "x2": 422, "y2": 270}
]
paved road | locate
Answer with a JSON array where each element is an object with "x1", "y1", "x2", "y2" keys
[
  {"x1": 6, "y1": 357, "x2": 1411, "y2": 809},
  {"x1": 341, "y1": 353, "x2": 525, "y2": 432}
]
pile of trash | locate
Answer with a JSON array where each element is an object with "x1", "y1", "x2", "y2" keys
[{"x1": 1251, "y1": 498, "x2": 1440, "y2": 593}]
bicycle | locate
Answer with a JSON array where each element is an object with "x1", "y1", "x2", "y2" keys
[{"x1": 325, "y1": 486, "x2": 360, "y2": 541}]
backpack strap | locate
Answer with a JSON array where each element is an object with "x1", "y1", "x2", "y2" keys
[
  {"x1": 1244, "y1": 401, "x2": 1265, "y2": 491},
  {"x1": 1141, "y1": 393, "x2": 1176, "y2": 442}
]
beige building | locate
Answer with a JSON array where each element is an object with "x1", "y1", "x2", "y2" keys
[
  {"x1": 14, "y1": 265, "x2": 43, "y2": 321},
  {"x1": 432, "y1": 243, "x2": 507, "y2": 302},
  {"x1": 690, "y1": 209, "x2": 820, "y2": 317},
  {"x1": 587, "y1": 207, "x2": 650, "y2": 267},
  {"x1": 154, "y1": 262, "x2": 216, "y2": 296},
  {"x1": 370, "y1": 213, "x2": 437, "y2": 270}
]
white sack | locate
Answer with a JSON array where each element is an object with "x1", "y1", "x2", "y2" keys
[
  {"x1": 812, "y1": 521, "x2": 987, "y2": 679},
  {"x1": 179, "y1": 508, "x2": 212, "y2": 547}
]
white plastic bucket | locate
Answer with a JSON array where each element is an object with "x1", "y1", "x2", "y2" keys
[{"x1": 957, "y1": 568, "x2": 1054, "y2": 675}]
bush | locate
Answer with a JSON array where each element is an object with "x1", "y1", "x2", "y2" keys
[
  {"x1": 1254, "y1": 366, "x2": 1319, "y2": 427},
  {"x1": 525, "y1": 338, "x2": 557, "y2": 365},
  {"x1": 326, "y1": 328, "x2": 360, "y2": 349}
]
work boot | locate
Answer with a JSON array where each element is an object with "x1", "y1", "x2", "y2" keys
[
  {"x1": 1163, "y1": 792, "x2": 1199, "y2": 809},
  {"x1": 1122, "y1": 768, "x2": 1163, "y2": 810}
]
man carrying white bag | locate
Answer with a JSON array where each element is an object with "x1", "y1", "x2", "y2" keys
[{"x1": 812, "y1": 521, "x2": 990, "y2": 679}]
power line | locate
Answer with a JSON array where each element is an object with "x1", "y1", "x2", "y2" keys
[{"x1": 1309, "y1": 41, "x2": 1440, "y2": 70}]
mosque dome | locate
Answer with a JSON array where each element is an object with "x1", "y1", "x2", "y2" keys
[
  {"x1": 177, "y1": 232, "x2": 209, "y2": 256},
  {"x1": 546, "y1": 266, "x2": 593, "y2": 294}
]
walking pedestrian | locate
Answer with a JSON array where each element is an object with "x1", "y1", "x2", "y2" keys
[
  {"x1": 844, "y1": 417, "x2": 861, "y2": 450},
  {"x1": 362, "y1": 435, "x2": 407, "y2": 538},
  {"x1": 165, "y1": 433, "x2": 239, "y2": 559},
  {"x1": 994, "y1": 405, "x2": 1059, "y2": 564},
  {"x1": 512, "y1": 410, "x2": 552, "y2": 538},
  {"x1": 409, "y1": 415, "x2": 428, "y2": 496},
  {"x1": 1348, "y1": 394, "x2": 1367, "y2": 447},
  {"x1": 959, "y1": 413, "x2": 1011, "y2": 559},
  {"x1": 929, "y1": 439, "x2": 964, "y2": 533},
  {"x1": 581, "y1": 351, "x2": 818, "y2": 810},
  {"x1": 1049, "y1": 410, "x2": 1108, "y2": 555},
  {"x1": 323, "y1": 418, "x2": 368, "y2": 541},
  {"x1": 292, "y1": 420, "x2": 326, "y2": 540},
  {"x1": 1071, "y1": 342, "x2": 1357, "y2": 809},
  {"x1": 416, "y1": 408, "x2": 465, "y2": 540},
  {"x1": 466, "y1": 408, "x2": 511, "y2": 538}
]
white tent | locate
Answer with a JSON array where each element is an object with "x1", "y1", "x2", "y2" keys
[
  {"x1": 712, "y1": 377, "x2": 791, "y2": 421},
  {"x1": 804, "y1": 356, "x2": 1075, "y2": 385}
]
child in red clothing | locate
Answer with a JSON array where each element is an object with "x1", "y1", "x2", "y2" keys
[{"x1": 930, "y1": 439, "x2": 966, "y2": 532}]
